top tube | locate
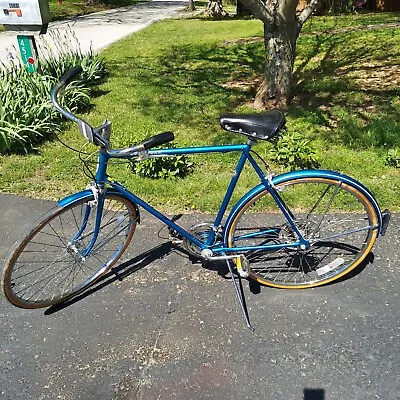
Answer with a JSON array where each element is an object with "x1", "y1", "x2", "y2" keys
[
  {"x1": 104, "y1": 143, "x2": 254, "y2": 160},
  {"x1": 144, "y1": 143, "x2": 250, "y2": 157}
]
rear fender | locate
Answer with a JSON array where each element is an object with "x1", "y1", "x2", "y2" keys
[{"x1": 224, "y1": 169, "x2": 383, "y2": 244}]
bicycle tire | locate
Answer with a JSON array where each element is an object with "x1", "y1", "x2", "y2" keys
[
  {"x1": 2, "y1": 194, "x2": 137, "y2": 308},
  {"x1": 226, "y1": 176, "x2": 379, "y2": 288}
]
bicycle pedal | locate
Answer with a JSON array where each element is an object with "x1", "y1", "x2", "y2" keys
[{"x1": 168, "y1": 228, "x2": 183, "y2": 244}]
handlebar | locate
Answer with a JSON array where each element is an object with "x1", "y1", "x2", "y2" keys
[
  {"x1": 50, "y1": 66, "x2": 175, "y2": 155},
  {"x1": 51, "y1": 65, "x2": 95, "y2": 143},
  {"x1": 59, "y1": 65, "x2": 83, "y2": 86}
]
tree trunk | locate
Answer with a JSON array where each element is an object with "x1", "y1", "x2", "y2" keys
[
  {"x1": 188, "y1": 0, "x2": 195, "y2": 12},
  {"x1": 205, "y1": 0, "x2": 228, "y2": 17},
  {"x1": 254, "y1": 23, "x2": 298, "y2": 109},
  {"x1": 237, "y1": 0, "x2": 252, "y2": 16},
  {"x1": 234, "y1": 0, "x2": 321, "y2": 109}
]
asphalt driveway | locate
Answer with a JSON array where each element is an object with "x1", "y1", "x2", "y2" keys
[
  {"x1": 0, "y1": 0, "x2": 188, "y2": 64},
  {"x1": 0, "y1": 193, "x2": 399, "y2": 400}
]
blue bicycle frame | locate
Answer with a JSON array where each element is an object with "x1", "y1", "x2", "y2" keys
[
  {"x1": 47, "y1": 66, "x2": 389, "y2": 330},
  {"x1": 59, "y1": 141, "x2": 312, "y2": 258}
]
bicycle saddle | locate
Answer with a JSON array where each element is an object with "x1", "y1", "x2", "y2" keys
[{"x1": 220, "y1": 109, "x2": 285, "y2": 141}]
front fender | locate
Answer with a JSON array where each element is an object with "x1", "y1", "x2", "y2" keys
[{"x1": 58, "y1": 188, "x2": 140, "y2": 223}]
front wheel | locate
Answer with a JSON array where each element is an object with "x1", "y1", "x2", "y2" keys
[
  {"x1": 226, "y1": 176, "x2": 379, "y2": 288},
  {"x1": 2, "y1": 194, "x2": 138, "y2": 308}
]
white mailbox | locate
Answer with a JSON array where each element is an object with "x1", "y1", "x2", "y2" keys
[{"x1": 1, "y1": 0, "x2": 51, "y2": 33}]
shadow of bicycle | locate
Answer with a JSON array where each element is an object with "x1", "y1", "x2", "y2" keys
[
  {"x1": 44, "y1": 240, "x2": 375, "y2": 315},
  {"x1": 45, "y1": 242, "x2": 174, "y2": 315}
]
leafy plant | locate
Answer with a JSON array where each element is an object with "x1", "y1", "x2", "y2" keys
[
  {"x1": 269, "y1": 131, "x2": 320, "y2": 170},
  {"x1": 130, "y1": 145, "x2": 194, "y2": 179},
  {"x1": 322, "y1": 0, "x2": 355, "y2": 14},
  {"x1": 37, "y1": 30, "x2": 108, "y2": 87},
  {"x1": 385, "y1": 148, "x2": 400, "y2": 169},
  {"x1": 0, "y1": 30, "x2": 107, "y2": 153}
]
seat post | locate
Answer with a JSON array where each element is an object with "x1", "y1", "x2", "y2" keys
[{"x1": 247, "y1": 138, "x2": 257, "y2": 147}]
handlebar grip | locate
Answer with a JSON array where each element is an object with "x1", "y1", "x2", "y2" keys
[
  {"x1": 59, "y1": 66, "x2": 83, "y2": 86},
  {"x1": 141, "y1": 131, "x2": 175, "y2": 150}
]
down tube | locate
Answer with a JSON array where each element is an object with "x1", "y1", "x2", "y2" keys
[
  {"x1": 109, "y1": 184, "x2": 206, "y2": 249},
  {"x1": 147, "y1": 143, "x2": 252, "y2": 248}
]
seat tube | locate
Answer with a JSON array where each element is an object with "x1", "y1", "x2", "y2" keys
[
  {"x1": 247, "y1": 152, "x2": 307, "y2": 244},
  {"x1": 206, "y1": 144, "x2": 251, "y2": 246}
]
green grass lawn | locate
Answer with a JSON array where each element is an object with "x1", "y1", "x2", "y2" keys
[{"x1": 0, "y1": 12, "x2": 399, "y2": 213}]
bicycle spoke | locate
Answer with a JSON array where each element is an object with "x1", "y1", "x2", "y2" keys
[
  {"x1": 4, "y1": 195, "x2": 137, "y2": 308},
  {"x1": 228, "y1": 177, "x2": 378, "y2": 288}
]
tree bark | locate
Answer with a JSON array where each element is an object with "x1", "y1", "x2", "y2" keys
[
  {"x1": 188, "y1": 0, "x2": 195, "y2": 12},
  {"x1": 235, "y1": 0, "x2": 320, "y2": 109},
  {"x1": 205, "y1": 0, "x2": 228, "y2": 17},
  {"x1": 255, "y1": 21, "x2": 298, "y2": 108}
]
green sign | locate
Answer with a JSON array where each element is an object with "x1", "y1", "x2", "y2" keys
[{"x1": 17, "y1": 35, "x2": 38, "y2": 73}]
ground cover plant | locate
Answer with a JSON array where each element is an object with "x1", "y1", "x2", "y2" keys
[
  {"x1": 0, "y1": 12, "x2": 399, "y2": 212},
  {"x1": 0, "y1": 31, "x2": 107, "y2": 153}
]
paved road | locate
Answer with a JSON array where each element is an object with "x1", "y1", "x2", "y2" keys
[
  {"x1": 0, "y1": 194, "x2": 399, "y2": 400},
  {"x1": 0, "y1": 0, "x2": 188, "y2": 64}
]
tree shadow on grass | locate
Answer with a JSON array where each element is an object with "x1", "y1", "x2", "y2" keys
[
  {"x1": 292, "y1": 29, "x2": 400, "y2": 149},
  {"x1": 106, "y1": 38, "x2": 264, "y2": 145},
  {"x1": 106, "y1": 23, "x2": 399, "y2": 151}
]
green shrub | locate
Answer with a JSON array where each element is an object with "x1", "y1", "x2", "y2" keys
[
  {"x1": 130, "y1": 145, "x2": 194, "y2": 179},
  {"x1": 385, "y1": 148, "x2": 400, "y2": 169},
  {"x1": 269, "y1": 131, "x2": 320, "y2": 170},
  {"x1": 0, "y1": 67, "x2": 88, "y2": 152},
  {"x1": 317, "y1": 0, "x2": 354, "y2": 14},
  {"x1": 0, "y1": 30, "x2": 107, "y2": 153},
  {"x1": 37, "y1": 30, "x2": 108, "y2": 87}
]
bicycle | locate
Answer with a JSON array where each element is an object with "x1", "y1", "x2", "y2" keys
[{"x1": 2, "y1": 66, "x2": 391, "y2": 329}]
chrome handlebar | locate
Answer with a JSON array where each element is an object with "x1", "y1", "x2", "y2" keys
[
  {"x1": 50, "y1": 66, "x2": 97, "y2": 144},
  {"x1": 50, "y1": 66, "x2": 174, "y2": 156}
]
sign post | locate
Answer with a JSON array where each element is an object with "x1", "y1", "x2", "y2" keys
[
  {"x1": 17, "y1": 35, "x2": 38, "y2": 73},
  {"x1": 0, "y1": 1, "x2": 51, "y2": 72}
]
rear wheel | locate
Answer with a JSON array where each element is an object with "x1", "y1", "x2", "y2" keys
[
  {"x1": 226, "y1": 177, "x2": 379, "y2": 288},
  {"x1": 3, "y1": 194, "x2": 137, "y2": 308}
]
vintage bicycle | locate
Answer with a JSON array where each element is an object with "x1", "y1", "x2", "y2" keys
[{"x1": 2, "y1": 66, "x2": 390, "y2": 329}]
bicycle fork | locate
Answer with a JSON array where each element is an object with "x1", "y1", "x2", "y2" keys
[{"x1": 67, "y1": 184, "x2": 106, "y2": 260}]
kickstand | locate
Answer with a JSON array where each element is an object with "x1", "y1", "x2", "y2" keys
[{"x1": 225, "y1": 259, "x2": 254, "y2": 331}]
